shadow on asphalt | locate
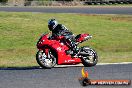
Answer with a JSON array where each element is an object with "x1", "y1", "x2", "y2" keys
[
  {"x1": 0, "y1": 66, "x2": 42, "y2": 70},
  {"x1": 0, "y1": 65, "x2": 84, "y2": 70}
]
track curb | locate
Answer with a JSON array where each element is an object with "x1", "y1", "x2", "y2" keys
[{"x1": 55, "y1": 62, "x2": 132, "y2": 67}]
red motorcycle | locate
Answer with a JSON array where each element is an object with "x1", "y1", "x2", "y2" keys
[{"x1": 36, "y1": 33, "x2": 98, "y2": 68}]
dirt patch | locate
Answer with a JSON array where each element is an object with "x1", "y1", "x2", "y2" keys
[
  {"x1": 77, "y1": 14, "x2": 104, "y2": 17},
  {"x1": 109, "y1": 16, "x2": 132, "y2": 22},
  {"x1": 77, "y1": 14, "x2": 132, "y2": 22}
]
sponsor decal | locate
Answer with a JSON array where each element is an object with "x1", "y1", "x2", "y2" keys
[{"x1": 78, "y1": 67, "x2": 131, "y2": 86}]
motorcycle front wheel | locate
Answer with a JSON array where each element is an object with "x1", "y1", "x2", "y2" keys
[
  {"x1": 81, "y1": 47, "x2": 98, "y2": 67},
  {"x1": 36, "y1": 48, "x2": 57, "y2": 69}
]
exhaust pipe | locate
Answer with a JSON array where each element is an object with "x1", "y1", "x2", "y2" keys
[{"x1": 79, "y1": 52, "x2": 89, "y2": 55}]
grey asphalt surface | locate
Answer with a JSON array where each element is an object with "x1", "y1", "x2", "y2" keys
[
  {"x1": 0, "y1": 6, "x2": 132, "y2": 14},
  {"x1": 0, "y1": 64, "x2": 132, "y2": 88}
]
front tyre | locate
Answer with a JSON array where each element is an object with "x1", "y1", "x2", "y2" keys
[
  {"x1": 36, "y1": 49, "x2": 57, "y2": 69},
  {"x1": 81, "y1": 47, "x2": 98, "y2": 67}
]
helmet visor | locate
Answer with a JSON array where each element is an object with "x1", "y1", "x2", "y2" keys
[{"x1": 48, "y1": 25, "x2": 53, "y2": 31}]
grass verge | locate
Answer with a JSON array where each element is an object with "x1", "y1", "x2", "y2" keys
[{"x1": 0, "y1": 12, "x2": 132, "y2": 67}]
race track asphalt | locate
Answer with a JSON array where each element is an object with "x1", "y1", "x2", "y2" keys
[
  {"x1": 0, "y1": 64, "x2": 132, "y2": 88},
  {"x1": 0, "y1": 6, "x2": 132, "y2": 14}
]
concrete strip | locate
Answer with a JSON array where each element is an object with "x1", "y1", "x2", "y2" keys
[{"x1": 0, "y1": 6, "x2": 132, "y2": 8}]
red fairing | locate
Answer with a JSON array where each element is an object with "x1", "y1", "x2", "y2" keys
[
  {"x1": 37, "y1": 33, "x2": 81, "y2": 65},
  {"x1": 76, "y1": 34, "x2": 89, "y2": 43}
]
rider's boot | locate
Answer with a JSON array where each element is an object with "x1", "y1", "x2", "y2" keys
[
  {"x1": 66, "y1": 46, "x2": 80, "y2": 57},
  {"x1": 66, "y1": 49, "x2": 73, "y2": 55},
  {"x1": 72, "y1": 46, "x2": 80, "y2": 54},
  {"x1": 66, "y1": 39, "x2": 80, "y2": 55}
]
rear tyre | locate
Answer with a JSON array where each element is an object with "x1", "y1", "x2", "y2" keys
[
  {"x1": 81, "y1": 47, "x2": 98, "y2": 67},
  {"x1": 36, "y1": 48, "x2": 57, "y2": 69}
]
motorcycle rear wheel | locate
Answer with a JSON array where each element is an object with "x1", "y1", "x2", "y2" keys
[
  {"x1": 36, "y1": 48, "x2": 57, "y2": 69},
  {"x1": 81, "y1": 47, "x2": 98, "y2": 67}
]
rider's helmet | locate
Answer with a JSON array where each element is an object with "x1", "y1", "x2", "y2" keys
[{"x1": 48, "y1": 19, "x2": 58, "y2": 31}]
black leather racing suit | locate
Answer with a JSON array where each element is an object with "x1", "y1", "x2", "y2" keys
[{"x1": 51, "y1": 24, "x2": 77, "y2": 51}]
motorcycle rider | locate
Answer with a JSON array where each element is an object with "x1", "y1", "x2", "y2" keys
[{"x1": 48, "y1": 19, "x2": 79, "y2": 54}]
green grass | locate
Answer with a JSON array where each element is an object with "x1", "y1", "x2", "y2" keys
[{"x1": 0, "y1": 12, "x2": 132, "y2": 67}]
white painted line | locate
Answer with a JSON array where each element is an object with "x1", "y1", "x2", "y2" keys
[
  {"x1": 55, "y1": 62, "x2": 132, "y2": 67},
  {"x1": 97, "y1": 62, "x2": 132, "y2": 65},
  {"x1": 55, "y1": 64, "x2": 83, "y2": 67}
]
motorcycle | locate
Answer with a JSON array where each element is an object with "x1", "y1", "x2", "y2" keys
[{"x1": 36, "y1": 33, "x2": 98, "y2": 69}]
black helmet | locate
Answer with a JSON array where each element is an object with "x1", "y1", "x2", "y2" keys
[{"x1": 48, "y1": 19, "x2": 58, "y2": 31}]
